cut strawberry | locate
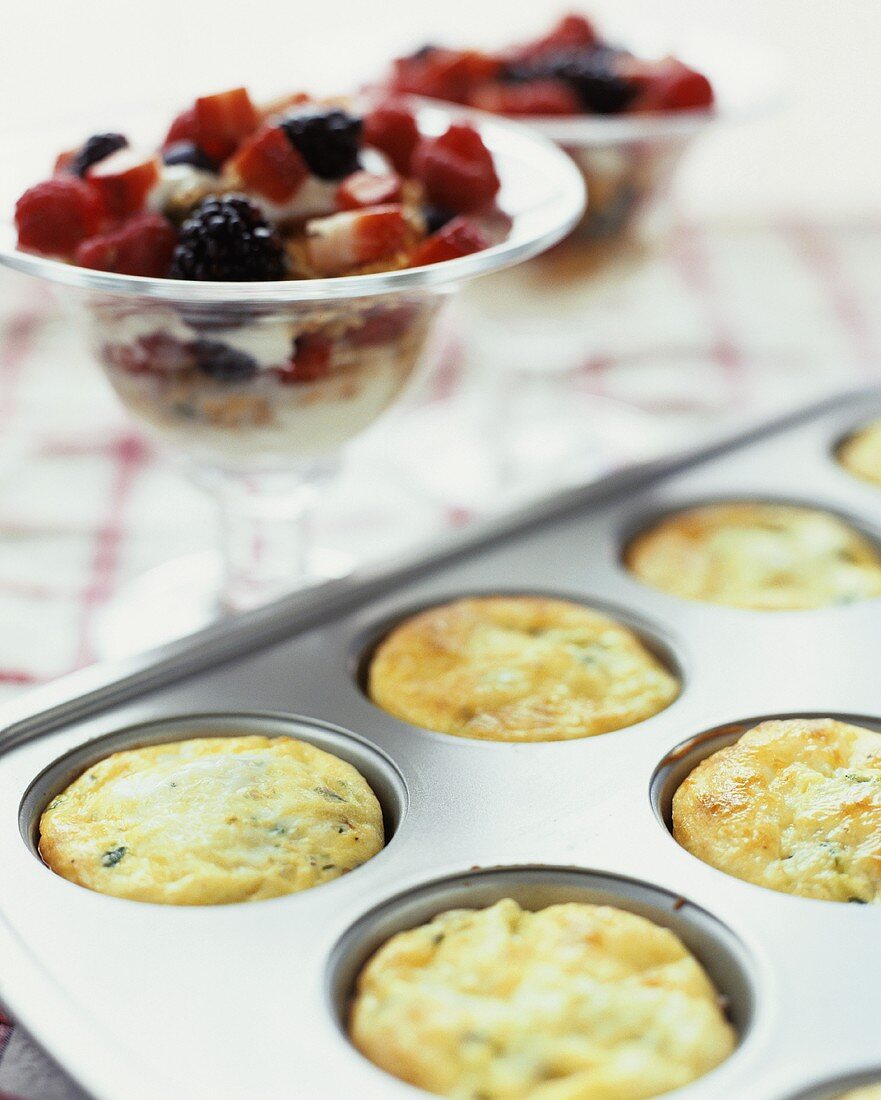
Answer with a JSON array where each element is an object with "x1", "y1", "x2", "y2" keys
[
  {"x1": 509, "y1": 13, "x2": 597, "y2": 63},
  {"x1": 627, "y1": 58, "x2": 714, "y2": 112},
  {"x1": 228, "y1": 126, "x2": 308, "y2": 203},
  {"x1": 411, "y1": 124, "x2": 500, "y2": 213},
  {"x1": 86, "y1": 150, "x2": 161, "y2": 218},
  {"x1": 336, "y1": 170, "x2": 402, "y2": 211},
  {"x1": 468, "y1": 79, "x2": 580, "y2": 116},
  {"x1": 165, "y1": 105, "x2": 199, "y2": 147},
  {"x1": 15, "y1": 177, "x2": 104, "y2": 257},
  {"x1": 363, "y1": 100, "x2": 420, "y2": 175},
  {"x1": 306, "y1": 205, "x2": 410, "y2": 276},
  {"x1": 349, "y1": 303, "x2": 417, "y2": 346},
  {"x1": 194, "y1": 87, "x2": 259, "y2": 161},
  {"x1": 390, "y1": 49, "x2": 501, "y2": 103},
  {"x1": 409, "y1": 216, "x2": 490, "y2": 267},
  {"x1": 75, "y1": 213, "x2": 177, "y2": 277},
  {"x1": 277, "y1": 333, "x2": 333, "y2": 383},
  {"x1": 53, "y1": 149, "x2": 77, "y2": 175}
]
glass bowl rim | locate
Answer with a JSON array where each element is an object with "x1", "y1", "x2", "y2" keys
[{"x1": 0, "y1": 100, "x2": 585, "y2": 305}]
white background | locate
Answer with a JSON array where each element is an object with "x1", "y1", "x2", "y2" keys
[{"x1": 1, "y1": 0, "x2": 879, "y2": 222}]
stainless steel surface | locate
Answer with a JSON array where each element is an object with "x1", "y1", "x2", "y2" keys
[{"x1": 1, "y1": 389, "x2": 881, "y2": 1100}]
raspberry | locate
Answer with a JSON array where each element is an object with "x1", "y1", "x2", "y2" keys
[
  {"x1": 411, "y1": 124, "x2": 500, "y2": 213},
  {"x1": 229, "y1": 126, "x2": 308, "y2": 203},
  {"x1": 162, "y1": 142, "x2": 218, "y2": 173},
  {"x1": 336, "y1": 170, "x2": 402, "y2": 211},
  {"x1": 277, "y1": 334, "x2": 332, "y2": 383},
  {"x1": 170, "y1": 195, "x2": 287, "y2": 281},
  {"x1": 193, "y1": 339, "x2": 259, "y2": 382},
  {"x1": 363, "y1": 100, "x2": 420, "y2": 175},
  {"x1": 280, "y1": 108, "x2": 362, "y2": 180},
  {"x1": 15, "y1": 177, "x2": 104, "y2": 257},
  {"x1": 469, "y1": 79, "x2": 580, "y2": 115},
  {"x1": 390, "y1": 48, "x2": 501, "y2": 103},
  {"x1": 409, "y1": 216, "x2": 490, "y2": 267},
  {"x1": 70, "y1": 133, "x2": 129, "y2": 178},
  {"x1": 75, "y1": 213, "x2": 177, "y2": 277}
]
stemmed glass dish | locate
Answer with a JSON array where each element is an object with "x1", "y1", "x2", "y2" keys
[{"x1": 0, "y1": 100, "x2": 584, "y2": 652}]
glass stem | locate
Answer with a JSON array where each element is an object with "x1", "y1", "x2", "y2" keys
[{"x1": 210, "y1": 464, "x2": 335, "y2": 612}]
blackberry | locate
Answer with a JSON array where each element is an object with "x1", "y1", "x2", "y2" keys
[
  {"x1": 162, "y1": 141, "x2": 218, "y2": 173},
  {"x1": 422, "y1": 203, "x2": 455, "y2": 234},
  {"x1": 170, "y1": 195, "x2": 287, "y2": 282},
  {"x1": 554, "y1": 52, "x2": 637, "y2": 114},
  {"x1": 192, "y1": 339, "x2": 259, "y2": 382},
  {"x1": 280, "y1": 108, "x2": 362, "y2": 180},
  {"x1": 71, "y1": 132, "x2": 129, "y2": 177}
]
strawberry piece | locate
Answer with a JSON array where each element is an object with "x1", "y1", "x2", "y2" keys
[
  {"x1": 194, "y1": 87, "x2": 259, "y2": 161},
  {"x1": 306, "y1": 205, "x2": 409, "y2": 276},
  {"x1": 75, "y1": 213, "x2": 177, "y2": 277},
  {"x1": 336, "y1": 170, "x2": 402, "y2": 211},
  {"x1": 165, "y1": 105, "x2": 199, "y2": 147},
  {"x1": 390, "y1": 49, "x2": 501, "y2": 103},
  {"x1": 86, "y1": 150, "x2": 161, "y2": 218},
  {"x1": 411, "y1": 124, "x2": 500, "y2": 213},
  {"x1": 277, "y1": 334, "x2": 333, "y2": 383},
  {"x1": 228, "y1": 126, "x2": 308, "y2": 203},
  {"x1": 15, "y1": 177, "x2": 103, "y2": 257},
  {"x1": 363, "y1": 100, "x2": 420, "y2": 174},
  {"x1": 349, "y1": 304, "x2": 417, "y2": 346},
  {"x1": 53, "y1": 149, "x2": 77, "y2": 175},
  {"x1": 628, "y1": 58, "x2": 714, "y2": 111},
  {"x1": 409, "y1": 216, "x2": 490, "y2": 267},
  {"x1": 468, "y1": 79, "x2": 580, "y2": 116},
  {"x1": 509, "y1": 14, "x2": 597, "y2": 63}
]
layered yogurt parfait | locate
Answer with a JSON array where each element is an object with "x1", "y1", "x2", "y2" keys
[
  {"x1": 13, "y1": 88, "x2": 507, "y2": 470},
  {"x1": 378, "y1": 12, "x2": 715, "y2": 243},
  {"x1": 4, "y1": 85, "x2": 583, "y2": 633}
]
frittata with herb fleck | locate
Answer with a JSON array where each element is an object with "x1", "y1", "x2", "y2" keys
[
  {"x1": 839, "y1": 419, "x2": 881, "y2": 488},
  {"x1": 673, "y1": 718, "x2": 881, "y2": 903},
  {"x1": 39, "y1": 735, "x2": 383, "y2": 905},
  {"x1": 625, "y1": 502, "x2": 881, "y2": 609},
  {"x1": 349, "y1": 898, "x2": 735, "y2": 1098},
  {"x1": 368, "y1": 596, "x2": 678, "y2": 741}
]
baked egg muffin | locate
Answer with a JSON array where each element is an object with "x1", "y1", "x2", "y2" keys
[
  {"x1": 367, "y1": 596, "x2": 678, "y2": 742},
  {"x1": 349, "y1": 898, "x2": 736, "y2": 1099},
  {"x1": 625, "y1": 501, "x2": 881, "y2": 610},
  {"x1": 39, "y1": 735, "x2": 384, "y2": 905},
  {"x1": 839, "y1": 419, "x2": 881, "y2": 487},
  {"x1": 673, "y1": 718, "x2": 881, "y2": 903}
]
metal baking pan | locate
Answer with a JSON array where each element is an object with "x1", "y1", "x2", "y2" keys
[{"x1": 1, "y1": 387, "x2": 881, "y2": 1100}]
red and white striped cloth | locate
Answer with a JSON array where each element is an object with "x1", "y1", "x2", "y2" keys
[{"x1": 0, "y1": 216, "x2": 879, "y2": 1097}]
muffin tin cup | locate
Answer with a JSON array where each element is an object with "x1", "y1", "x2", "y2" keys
[{"x1": 1, "y1": 388, "x2": 881, "y2": 1099}]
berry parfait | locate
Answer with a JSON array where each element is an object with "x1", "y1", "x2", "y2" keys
[
  {"x1": 2, "y1": 88, "x2": 583, "y2": 651},
  {"x1": 373, "y1": 14, "x2": 778, "y2": 505}
]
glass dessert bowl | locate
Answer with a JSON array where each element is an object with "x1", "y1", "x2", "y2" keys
[
  {"x1": 371, "y1": 15, "x2": 780, "y2": 506},
  {"x1": 0, "y1": 92, "x2": 584, "y2": 653}
]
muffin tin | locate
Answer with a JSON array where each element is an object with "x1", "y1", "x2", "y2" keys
[{"x1": 1, "y1": 388, "x2": 881, "y2": 1100}]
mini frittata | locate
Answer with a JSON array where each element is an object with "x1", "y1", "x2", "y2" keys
[
  {"x1": 367, "y1": 596, "x2": 678, "y2": 742},
  {"x1": 625, "y1": 501, "x2": 881, "y2": 610},
  {"x1": 673, "y1": 718, "x2": 881, "y2": 903},
  {"x1": 39, "y1": 735, "x2": 384, "y2": 905},
  {"x1": 839, "y1": 419, "x2": 881, "y2": 487},
  {"x1": 349, "y1": 898, "x2": 735, "y2": 1099}
]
